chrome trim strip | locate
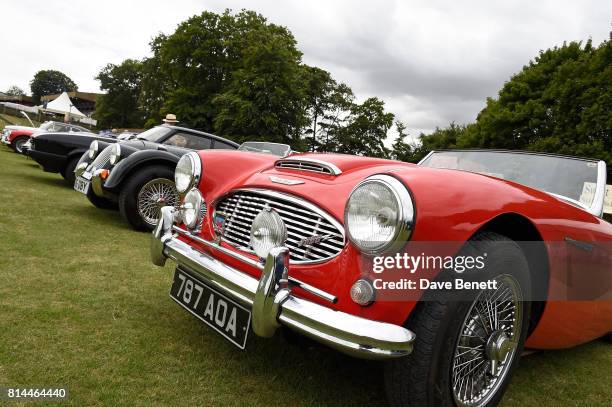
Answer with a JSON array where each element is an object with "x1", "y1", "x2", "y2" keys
[
  {"x1": 591, "y1": 161, "x2": 607, "y2": 217},
  {"x1": 275, "y1": 157, "x2": 343, "y2": 175},
  {"x1": 152, "y1": 207, "x2": 414, "y2": 359},
  {"x1": 417, "y1": 150, "x2": 435, "y2": 165}
]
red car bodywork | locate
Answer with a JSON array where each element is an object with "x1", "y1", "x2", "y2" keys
[
  {"x1": 7, "y1": 128, "x2": 35, "y2": 144},
  {"x1": 180, "y1": 150, "x2": 612, "y2": 350}
]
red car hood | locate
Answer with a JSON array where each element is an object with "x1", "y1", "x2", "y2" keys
[{"x1": 197, "y1": 150, "x2": 416, "y2": 221}]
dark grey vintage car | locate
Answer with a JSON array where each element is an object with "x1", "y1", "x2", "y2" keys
[{"x1": 74, "y1": 124, "x2": 238, "y2": 231}]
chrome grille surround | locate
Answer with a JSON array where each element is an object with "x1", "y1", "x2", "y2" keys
[
  {"x1": 275, "y1": 157, "x2": 342, "y2": 175},
  {"x1": 213, "y1": 189, "x2": 346, "y2": 264},
  {"x1": 87, "y1": 144, "x2": 112, "y2": 171}
]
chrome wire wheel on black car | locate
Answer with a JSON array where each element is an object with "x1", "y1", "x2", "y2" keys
[
  {"x1": 137, "y1": 178, "x2": 179, "y2": 226},
  {"x1": 384, "y1": 232, "x2": 531, "y2": 407},
  {"x1": 119, "y1": 165, "x2": 178, "y2": 231},
  {"x1": 451, "y1": 274, "x2": 523, "y2": 407}
]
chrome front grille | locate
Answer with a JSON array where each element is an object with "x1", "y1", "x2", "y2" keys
[
  {"x1": 87, "y1": 144, "x2": 112, "y2": 171},
  {"x1": 214, "y1": 190, "x2": 345, "y2": 263}
]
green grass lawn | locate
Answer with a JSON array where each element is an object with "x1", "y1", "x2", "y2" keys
[{"x1": 0, "y1": 146, "x2": 610, "y2": 406}]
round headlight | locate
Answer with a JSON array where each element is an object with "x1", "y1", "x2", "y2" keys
[
  {"x1": 88, "y1": 140, "x2": 99, "y2": 159},
  {"x1": 250, "y1": 208, "x2": 287, "y2": 259},
  {"x1": 182, "y1": 188, "x2": 204, "y2": 229},
  {"x1": 345, "y1": 174, "x2": 414, "y2": 254},
  {"x1": 175, "y1": 152, "x2": 201, "y2": 194},
  {"x1": 109, "y1": 143, "x2": 121, "y2": 165}
]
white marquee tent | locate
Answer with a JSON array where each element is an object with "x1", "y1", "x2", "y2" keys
[{"x1": 41, "y1": 92, "x2": 86, "y2": 118}]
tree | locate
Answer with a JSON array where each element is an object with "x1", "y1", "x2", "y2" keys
[
  {"x1": 140, "y1": 10, "x2": 300, "y2": 132},
  {"x1": 30, "y1": 70, "x2": 78, "y2": 103},
  {"x1": 391, "y1": 121, "x2": 414, "y2": 162},
  {"x1": 300, "y1": 66, "x2": 335, "y2": 151},
  {"x1": 328, "y1": 97, "x2": 394, "y2": 158},
  {"x1": 413, "y1": 35, "x2": 611, "y2": 165},
  {"x1": 213, "y1": 25, "x2": 306, "y2": 148},
  {"x1": 94, "y1": 59, "x2": 145, "y2": 128},
  {"x1": 4, "y1": 86, "x2": 26, "y2": 96}
]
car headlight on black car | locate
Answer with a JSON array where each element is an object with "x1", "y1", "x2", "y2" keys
[
  {"x1": 88, "y1": 140, "x2": 99, "y2": 159},
  {"x1": 345, "y1": 174, "x2": 414, "y2": 254},
  {"x1": 175, "y1": 152, "x2": 201, "y2": 194},
  {"x1": 109, "y1": 143, "x2": 121, "y2": 165}
]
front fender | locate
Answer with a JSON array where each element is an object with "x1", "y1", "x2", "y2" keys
[{"x1": 104, "y1": 149, "x2": 180, "y2": 190}]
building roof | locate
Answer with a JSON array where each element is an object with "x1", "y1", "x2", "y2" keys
[{"x1": 41, "y1": 91, "x2": 104, "y2": 103}]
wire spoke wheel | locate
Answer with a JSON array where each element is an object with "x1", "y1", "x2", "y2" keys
[
  {"x1": 451, "y1": 274, "x2": 523, "y2": 407},
  {"x1": 137, "y1": 178, "x2": 179, "y2": 226},
  {"x1": 14, "y1": 138, "x2": 26, "y2": 153}
]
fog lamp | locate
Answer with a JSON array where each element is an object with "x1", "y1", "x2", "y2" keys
[
  {"x1": 182, "y1": 189, "x2": 204, "y2": 229},
  {"x1": 350, "y1": 279, "x2": 375, "y2": 306},
  {"x1": 250, "y1": 208, "x2": 287, "y2": 259}
]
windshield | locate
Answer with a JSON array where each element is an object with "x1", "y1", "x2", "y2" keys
[
  {"x1": 136, "y1": 126, "x2": 171, "y2": 143},
  {"x1": 238, "y1": 142, "x2": 291, "y2": 157},
  {"x1": 39, "y1": 122, "x2": 54, "y2": 130},
  {"x1": 420, "y1": 150, "x2": 602, "y2": 208}
]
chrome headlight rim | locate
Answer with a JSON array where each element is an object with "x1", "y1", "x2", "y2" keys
[
  {"x1": 88, "y1": 140, "x2": 99, "y2": 159},
  {"x1": 109, "y1": 143, "x2": 122, "y2": 165},
  {"x1": 344, "y1": 174, "x2": 415, "y2": 255},
  {"x1": 182, "y1": 188, "x2": 204, "y2": 230},
  {"x1": 175, "y1": 152, "x2": 201, "y2": 194}
]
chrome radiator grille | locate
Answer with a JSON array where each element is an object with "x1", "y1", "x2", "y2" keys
[
  {"x1": 87, "y1": 144, "x2": 112, "y2": 171},
  {"x1": 214, "y1": 190, "x2": 345, "y2": 263}
]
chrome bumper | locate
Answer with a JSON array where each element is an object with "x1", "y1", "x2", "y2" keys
[{"x1": 151, "y1": 206, "x2": 415, "y2": 360}]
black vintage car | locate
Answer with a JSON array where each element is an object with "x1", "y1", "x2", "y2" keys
[
  {"x1": 27, "y1": 131, "x2": 116, "y2": 185},
  {"x1": 74, "y1": 124, "x2": 238, "y2": 231}
]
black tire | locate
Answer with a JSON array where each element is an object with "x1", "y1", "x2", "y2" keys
[
  {"x1": 118, "y1": 165, "x2": 178, "y2": 232},
  {"x1": 384, "y1": 232, "x2": 531, "y2": 407},
  {"x1": 86, "y1": 188, "x2": 118, "y2": 210},
  {"x1": 11, "y1": 136, "x2": 29, "y2": 153},
  {"x1": 61, "y1": 157, "x2": 80, "y2": 186}
]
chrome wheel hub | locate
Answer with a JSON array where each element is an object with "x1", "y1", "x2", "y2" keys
[
  {"x1": 486, "y1": 330, "x2": 513, "y2": 362},
  {"x1": 137, "y1": 178, "x2": 179, "y2": 226},
  {"x1": 451, "y1": 274, "x2": 523, "y2": 407}
]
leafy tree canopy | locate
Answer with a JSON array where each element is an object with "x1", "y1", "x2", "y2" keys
[
  {"x1": 94, "y1": 59, "x2": 145, "y2": 128},
  {"x1": 100, "y1": 9, "x2": 397, "y2": 152},
  {"x1": 30, "y1": 70, "x2": 78, "y2": 103},
  {"x1": 405, "y1": 35, "x2": 611, "y2": 164},
  {"x1": 4, "y1": 86, "x2": 26, "y2": 96}
]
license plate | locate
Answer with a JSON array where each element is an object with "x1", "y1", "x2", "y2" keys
[
  {"x1": 81, "y1": 171, "x2": 92, "y2": 180},
  {"x1": 74, "y1": 177, "x2": 90, "y2": 194},
  {"x1": 170, "y1": 268, "x2": 251, "y2": 349}
]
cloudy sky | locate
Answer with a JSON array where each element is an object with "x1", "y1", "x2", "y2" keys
[{"x1": 1, "y1": 0, "x2": 610, "y2": 138}]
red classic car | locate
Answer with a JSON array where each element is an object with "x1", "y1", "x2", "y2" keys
[{"x1": 150, "y1": 146, "x2": 612, "y2": 406}]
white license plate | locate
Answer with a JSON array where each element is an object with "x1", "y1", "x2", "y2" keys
[
  {"x1": 81, "y1": 171, "x2": 92, "y2": 181},
  {"x1": 74, "y1": 177, "x2": 90, "y2": 194}
]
